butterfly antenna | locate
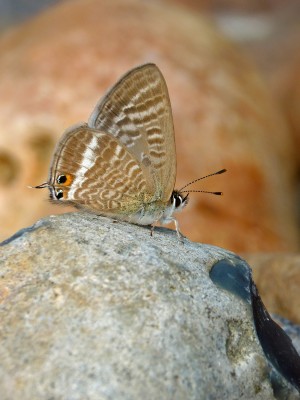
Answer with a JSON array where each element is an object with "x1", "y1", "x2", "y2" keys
[
  {"x1": 180, "y1": 189, "x2": 223, "y2": 195},
  {"x1": 179, "y1": 169, "x2": 227, "y2": 191}
]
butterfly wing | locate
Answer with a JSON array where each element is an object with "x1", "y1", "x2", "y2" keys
[
  {"x1": 88, "y1": 63, "x2": 176, "y2": 202},
  {"x1": 48, "y1": 123, "x2": 153, "y2": 215}
]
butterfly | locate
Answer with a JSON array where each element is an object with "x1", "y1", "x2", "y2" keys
[{"x1": 33, "y1": 64, "x2": 225, "y2": 238}]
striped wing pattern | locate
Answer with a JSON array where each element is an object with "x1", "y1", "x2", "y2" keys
[
  {"x1": 88, "y1": 64, "x2": 176, "y2": 202},
  {"x1": 49, "y1": 124, "x2": 153, "y2": 214}
]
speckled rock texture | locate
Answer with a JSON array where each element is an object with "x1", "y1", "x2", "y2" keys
[
  {"x1": 0, "y1": 213, "x2": 299, "y2": 399},
  {"x1": 0, "y1": 0, "x2": 299, "y2": 252}
]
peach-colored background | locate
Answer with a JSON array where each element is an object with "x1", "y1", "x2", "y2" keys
[{"x1": 0, "y1": 0, "x2": 300, "y2": 253}]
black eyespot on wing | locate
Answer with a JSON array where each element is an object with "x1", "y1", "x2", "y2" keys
[
  {"x1": 56, "y1": 189, "x2": 63, "y2": 199},
  {"x1": 57, "y1": 175, "x2": 67, "y2": 184}
]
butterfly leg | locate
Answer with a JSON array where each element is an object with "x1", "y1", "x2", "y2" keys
[
  {"x1": 161, "y1": 216, "x2": 184, "y2": 242},
  {"x1": 150, "y1": 225, "x2": 155, "y2": 236},
  {"x1": 173, "y1": 218, "x2": 185, "y2": 243}
]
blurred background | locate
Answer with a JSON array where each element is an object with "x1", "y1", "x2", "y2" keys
[
  {"x1": 0, "y1": 0, "x2": 299, "y2": 253},
  {"x1": 1, "y1": 0, "x2": 300, "y2": 324}
]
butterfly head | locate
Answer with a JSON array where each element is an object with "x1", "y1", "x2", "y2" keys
[
  {"x1": 164, "y1": 168, "x2": 226, "y2": 224},
  {"x1": 170, "y1": 190, "x2": 189, "y2": 213}
]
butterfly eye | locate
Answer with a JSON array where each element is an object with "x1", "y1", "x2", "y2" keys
[
  {"x1": 174, "y1": 194, "x2": 182, "y2": 208},
  {"x1": 56, "y1": 189, "x2": 64, "y2": 199},
  {"x1": 57, "y1": 175, "x2": 67, "y2": 184},
  {"x1": 171, "y1": 192, "x2": 182, "y2": 208}
]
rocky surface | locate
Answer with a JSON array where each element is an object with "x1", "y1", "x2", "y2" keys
[
  {"x1": 0, "y1": 0, "x2": 299, "y2": 251},
  {"x1": 0, "y1": 213, "x2": 299, "y2": 399}
]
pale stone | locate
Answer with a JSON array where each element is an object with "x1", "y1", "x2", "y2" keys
[{"x1": 0, "y1": 213, "x2": 299, "y2": 399}]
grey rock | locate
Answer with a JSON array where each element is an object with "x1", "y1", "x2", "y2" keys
[{"x1": 0, "y1": 212, "x2": 298, "y2": 399}]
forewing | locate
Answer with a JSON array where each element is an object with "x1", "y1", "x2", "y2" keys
[
  {"x1": 88, "y1": 63, "x2": 176, "y2": 202},
  {"x1": 48, "y1": 123, "x2": 151, "y2": 214}
]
